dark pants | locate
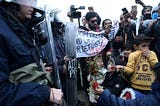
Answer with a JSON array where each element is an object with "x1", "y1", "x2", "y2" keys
[{"x1": 60, "y1": 73, "x2": 67, "y2": 101}]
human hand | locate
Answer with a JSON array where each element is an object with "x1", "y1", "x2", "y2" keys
[
  {"x1": 94, "y1": 86, "x2": 104, "y2": 95},
  {"x1": 62, "y1": 64, "x2": 67, "y2": 73},
  {"x1": 45, "y1": 66, "x2": 53, "y2": 72},
  {"x1": 49, "y1": 88, "x2": 63, "y2": 105},
  {"x1": 142, "y1": 49, "x2": 150, "y2": 57},
  {"x1": 107, "y1": 65, "x2": 116, "y2": 72},
  {"x1": 44, "y1": 63, "x2": 53, "y2": 72},
  {"x1": 115, "y1": 65, "x2": 124, "y2": 72},
  {"x1": 64, "y1": 56, "x2": 70, "y2": 62}
]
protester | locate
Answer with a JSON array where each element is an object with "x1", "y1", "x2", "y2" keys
[
  {"x1": 101, "y1": 63, "x2": 129, "y2": 97},
  {"x1": 138, "y1": 2, "x2": 153, "y2": 35},
  {"x1": 111, "y1": 12, "x2": 136, "y2": 58},
  {"x1": 92, "y1": 41, "x2": 134, "y2": 97},
  {"x1": 145, "y1": 3, "x2": 160, "y2": 61},
  {"x1": 87, "y1": 54, "x2": 107, "y2": 103},
  {"x1": 120, "y1": 10, "x2": 136, "y2": 46},
  {"x1": 116, "y1": 34, "x2": 158, "y2": 94},
  {"x1": 83, "y1": 11, "x2": 101, "y2": 32},
  {"x1": 97, "y1": 62, "x2": 160, "y2": 106},
  {"x1": 101, "y1": 18, "x2": 112, "y2": 68},
  {"x1": 102, "y1": 19, "x2": 112, "y2": 41},
  {"x1": 88, "y1": 6, "x2": 101, "y2": 26},
  {"x1": 78, "y1": 11, "x2": 102, "y2": 106},
  {"x1": 0, "y1": 0, "x2": 63, "y2": 105},
  {"x1": 78, "y1": 11, "x2": 102, "y2": 93}
]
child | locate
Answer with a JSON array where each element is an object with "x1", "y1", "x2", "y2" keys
[
  {"x1": 101, "y1": 41, "x2": 134, "y2": 97},
  {"x1": 97, "y1": 62, "x2": 160, "y2": 106},
  {"x1": 87, "y1": 55, "x2": 107, "y2": 103},
  {"x1": 116, "y1": 34, "x2": 158, "y2": 94}
]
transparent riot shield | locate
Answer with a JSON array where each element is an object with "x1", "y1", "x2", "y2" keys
[{"x1": 34, "y1": 8, "x2": 66, "y2": 106}]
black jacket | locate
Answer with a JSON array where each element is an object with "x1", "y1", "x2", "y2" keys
[{"x1": 101, "y1": 71, "x2": 129, "y2": 96}]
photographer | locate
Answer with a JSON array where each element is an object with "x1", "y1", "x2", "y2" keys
[
  {"x1": 145, "y1": 3, "x2": 160, "y2": 61},
  {"x1": 135, "y1": 0, "x2": 153, "y2": 35},
  {"x1": 112, "y1": 9, "x2": 136, "y2": 58},
  {"x1": 67, "y1": 5, "x2": 85, "y2": 26}
]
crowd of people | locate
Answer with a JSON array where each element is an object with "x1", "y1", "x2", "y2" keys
[
  {"x1": 75, "y1": 0, "x2": 160, "y2": 106},
  {"x1": 0, "y1": 0, "x2": 160, "y2": 106}
]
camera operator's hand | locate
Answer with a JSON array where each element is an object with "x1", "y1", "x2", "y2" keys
[
  {"x1": 49, "y1": 88, "x2": 63, "y2": 105},
  {"x1": 67, "y1": 12, "x2": 73, "y2": 22}
]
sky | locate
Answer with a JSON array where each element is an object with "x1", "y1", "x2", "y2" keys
[{"x1": 38, "y1": 0, "x2": 159, "y2": 24}]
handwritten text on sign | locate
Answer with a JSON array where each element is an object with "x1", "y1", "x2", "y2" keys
[{"x1": 76, "y1": 29, "x2": 108, "y2": 58}]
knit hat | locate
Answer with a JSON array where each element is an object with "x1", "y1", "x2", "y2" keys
[
  {"x1": 120, "y1": 88, "x2": 135, "y2": 100},
  {"x1": 120, "y1": 88, "x2": 145, "y2": 100}
]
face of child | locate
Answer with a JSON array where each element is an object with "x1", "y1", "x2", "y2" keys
[
  {"x1": 97, "y1": 59, "x2": 103, "y2": 67},
  {"x1": 137, "y1": 42, "x2": 150, "y2": 53}
]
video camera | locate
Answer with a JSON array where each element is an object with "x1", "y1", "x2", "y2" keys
[{"x1": 70, "y1": 5, "x2": 85, "y2": 18}]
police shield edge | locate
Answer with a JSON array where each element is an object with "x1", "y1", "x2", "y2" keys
[
  {"x1": 41, "y1": 9, "x2": 66, "y2": 106},
  {"x1": 65, "y1": 22, "x2": 78, "y2": 106}
]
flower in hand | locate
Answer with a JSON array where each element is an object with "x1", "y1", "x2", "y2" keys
[{"x1": 115, "y1": 65, "x2": 124, "y2": 72}]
